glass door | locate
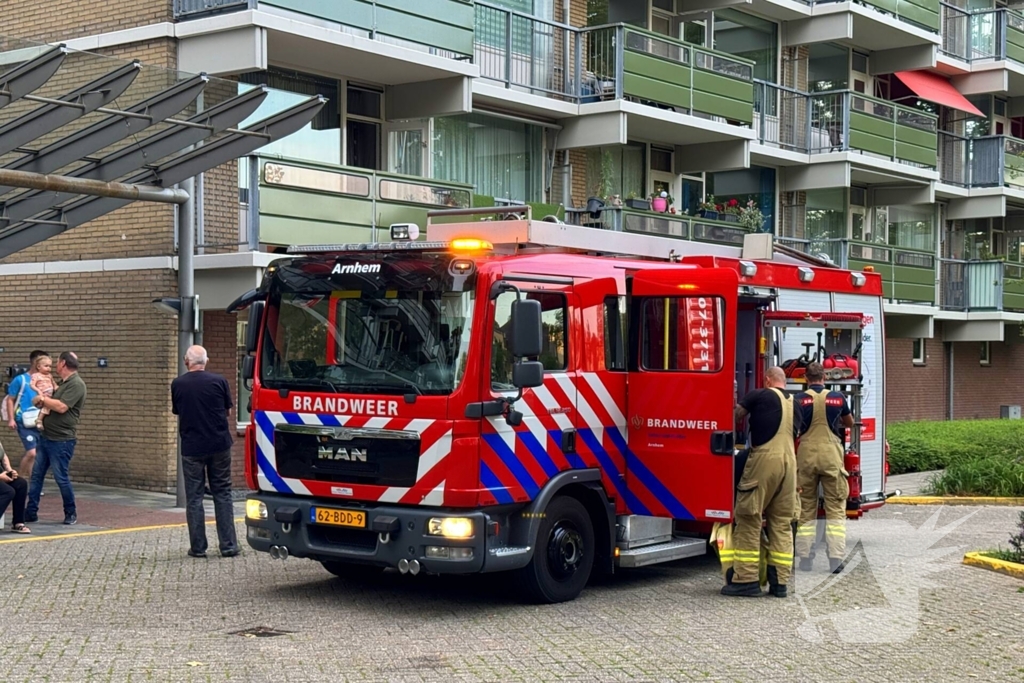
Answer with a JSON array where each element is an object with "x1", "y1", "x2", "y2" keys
[{"x1": 386, "y1": 119, "x2": 430, "y2": 177}]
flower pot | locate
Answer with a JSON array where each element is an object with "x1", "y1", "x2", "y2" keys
[
  {"x1": 625, "y1": 198, "x2": 650, "y2": 211},
  {"x1": 651, "y1": 197, "x2": 668, "y2": 213},
  {"x1": 723, "y1": 213, "x2": 739, "y2": 223},
  {"x1": 698, "y1": 209, "x2": 719, "y2": 220}
]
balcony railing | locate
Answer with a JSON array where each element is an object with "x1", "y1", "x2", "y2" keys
[
  {"x1": 776, "y1": 236, "x2": 936, "y2": 304},
  {"x1": 941, "y1": 258, "x2": 1024, "y2": 311},
  {"x1": 173, "y1": 0, "x2": 476, "y2": 60},
  {"x1": 564, "y1": 206, "x2": 755, "y2": 247},
  {"x1": 239, "y1": 155, "x2": 475, "y2": 248},
  {"x1": 938, "y1": 134, "x2": 1024, "y2": 188},
  {"x1": 473, "y1": 3, "x2": 579, "y2": 100},
  {"x1": 940, "y1": 5, "x2": 1024, "y2": 62},
  {"x1": 815, "y1": 0, "x2": 941, "y2": 32},
  {"x1": 754, "y1": 82, "x2": 938, "y2": 167}
]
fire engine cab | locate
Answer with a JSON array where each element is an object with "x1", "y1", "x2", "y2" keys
[{"x1": 230, "y1": 206, "x2": 895, "y2": 603}]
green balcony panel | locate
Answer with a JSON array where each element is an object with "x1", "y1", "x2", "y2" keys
[
  {"x1": 897, "y1": 0, "x2": 940, "y2": 31},
  {"x1": 692, "y1": 70, "x2": 753, "y2": 124},
  {"x1": 1008, "y1": 24, "x2": 1024, "y2": 63},
  {"x1": 262, "y1": 0, "x2": 474, "y2": 55},
  {"x1": 895, "y1": 124, "x2": 937, "y2": 166}
]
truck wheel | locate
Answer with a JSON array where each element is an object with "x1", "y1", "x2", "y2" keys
[
  {"x1": 320, "y1": 561, "x2": 383, "y2": 580},
  {"x1": 516, "y1": 495, "x2": 595, "y2": 604}
]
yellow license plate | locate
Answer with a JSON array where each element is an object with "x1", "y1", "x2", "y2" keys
[{"x1": 311, "y1": 507, "x2": 366, "y2": 528}]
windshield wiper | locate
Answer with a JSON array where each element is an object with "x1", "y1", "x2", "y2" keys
[{"x1": 267, "y1": 378, "x2": 341, "y2": 393}]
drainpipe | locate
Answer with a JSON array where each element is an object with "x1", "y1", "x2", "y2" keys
[{"x1": 947, "y1": 341, "x2": 954, "y2": 420}]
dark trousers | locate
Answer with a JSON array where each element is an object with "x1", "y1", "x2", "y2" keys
[
  {"x1": 182, "y1": 449, "x2": 238, "y2": 554},
  {"x1": 26, "y1": 436, "x2": 76, "y2": 519},
  {"x1": 0, "y1": 477, "x2": 28, "y2": 526}
]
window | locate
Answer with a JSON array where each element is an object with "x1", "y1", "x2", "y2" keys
[
  {"x1": 980, "y1": 341, "x2": 991, "y2": 366},
  {"x1": 641, "y1": 297, "x2": 724, "y2": 372},
  {"x1": 237, "y1": 320, "x2": 252, "y2": 426},
  {"x1": 886, "y1": 204, "x2": 936, "y2": 252},
  {"x1": 712, "y1": 10, "x2": 778, "y2": 83},
  {"x1": 491, "y1": 291, "x2": 567, "y2": 390},
  {"x1": 706, "y1": 166, "x2": 775, "y2": 233},
  {"x1": 604, "y1": 296, "x2": 628, "y2": 371},
  {"x1": 912, "y1": 338, "x2": 926, "y2": 365},
  {"x1": 585, "y1": 143, "x2": 646, "y2": 202},
  {"x1": 433, "y1": 113, "x2": 544, "y2": 202},
  {"x1": 346, "y1": 84, "x2": 383, "y2": 170}
]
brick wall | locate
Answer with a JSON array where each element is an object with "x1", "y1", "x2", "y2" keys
[
  {"x1": 951, "y1": 336, "x2": 1024, "y2": 419},
  {"x1": 0, "y1": 269, "x2": 179, "y2": 490},
  {"x1": 201, "y1": 310, "x2": 247, "y2": 488},
  {"x1": 885, "y1": 336, "x2": 948, "y2": 423},
  {"x1": 2, "y1": 0, "x2": 170, "y2": 43}
]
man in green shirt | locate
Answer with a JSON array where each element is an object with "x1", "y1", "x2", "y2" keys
[{"x1": 24, "y1": 352, "x2": 87, "y2": 525}]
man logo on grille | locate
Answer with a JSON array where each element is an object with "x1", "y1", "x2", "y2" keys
[{"x1": 317, "y1": 446, "x2": 368, "y2": 462}]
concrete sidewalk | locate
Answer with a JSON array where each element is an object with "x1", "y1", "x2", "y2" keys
[
  {"x1": 3, "y1": 479, "x2": 245, "y2": 538},
  {"x1": 887, "y1": 469, "x2": 942, "y2": 496}
]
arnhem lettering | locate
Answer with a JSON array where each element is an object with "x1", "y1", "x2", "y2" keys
[
  {"x1": 332, "y1": 262, "x2": 381, "y2": 274},
  {"x1": 292, "y1": 396, "x2": 400, "y2": 415},
  {"x1": 647, "y1": 419, "x2": 719, "y2": 430}
]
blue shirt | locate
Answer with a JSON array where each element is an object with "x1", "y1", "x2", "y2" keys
[
  {"x1": 6, "y1": 373, "x2": 38, "y2": 416},
  {"x1": 796, "y1": 384, "x2": 851, "y2": 438}
]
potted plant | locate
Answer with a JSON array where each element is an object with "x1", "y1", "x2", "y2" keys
[
  {"x1": 625, "y1": 191, "x2": 650, "y2": 211},
  {"x1": 722, "y1": 198, "x2": 741, "y2": 223},
  {"x1": 651, "y1": 190, "x2": 669, "y2": 213},
  {"x1": 698, "y1": 195, "x2": 719, "y2": 220},
  {"x1": 738, "y1": 199, "x2": 765, "y2": 232}
]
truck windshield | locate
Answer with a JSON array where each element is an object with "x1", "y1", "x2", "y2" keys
[{"x1": 259, "y1": 255, "x2": 475, "y2": 395}]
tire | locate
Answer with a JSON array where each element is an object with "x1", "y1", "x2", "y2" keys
[
  {"x1": 516, "y1": 495, "x2": 595, "y2": 604},
  {"x1": 320, "y1": 561, "x2": 384, "y2": 580}
]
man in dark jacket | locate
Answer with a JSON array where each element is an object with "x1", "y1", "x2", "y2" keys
[{"x1": 171, "y1": 345, "x2": 239, "y2": 558}]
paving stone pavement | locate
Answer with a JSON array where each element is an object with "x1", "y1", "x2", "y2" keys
[{"x1": 0, "y1": 504, "x2": 1022, "y2": 683}]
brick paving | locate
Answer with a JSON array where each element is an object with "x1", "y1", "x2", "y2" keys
[{"x1": 0, "y1": 502, "x2": 1022, "y2": 682}]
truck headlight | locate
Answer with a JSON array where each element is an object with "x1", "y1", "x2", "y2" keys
[
  {"x1": 427, "y1": 517, "x2": 473, "y2": 539},
  {"x1": 246, "y1": 500, "x2": 268, "y2": 520}
]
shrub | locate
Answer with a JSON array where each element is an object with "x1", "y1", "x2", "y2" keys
[
  {"x1": 887, "y1": 419, "x2": 1024, "y2": 475},
  {"x1": 887, "y1": 420, "x2": 1024, "y2": 496}
]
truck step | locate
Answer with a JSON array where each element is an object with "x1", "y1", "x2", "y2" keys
[{"x1": 617, "y1": 537, "x2": 707, "y2": 568}]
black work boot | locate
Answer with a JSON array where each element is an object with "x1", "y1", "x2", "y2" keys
[
  {"x1": 829, "y1": 558, "x2": 845, "y2": 574},
  {"x1": 721, "y1": 581, "x2": 762, "y2": 597},
  {"x1": 798, "y1": 557, "x2": 814, "y2": 572},
  {"x1": 766, "y1": 565, "x2": 788, "y2": 598},
  {"x1": 725, "y1": 568, "x2": 735, "y2": 585}
]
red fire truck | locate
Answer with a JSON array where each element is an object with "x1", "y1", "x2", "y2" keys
[{"x1": 231, "y1": 207, "x2": 895, "y2": 603}]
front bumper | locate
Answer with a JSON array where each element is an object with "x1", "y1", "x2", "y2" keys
[{"x1": 245, "y1": 493, "x2": 522, "y2": 574}]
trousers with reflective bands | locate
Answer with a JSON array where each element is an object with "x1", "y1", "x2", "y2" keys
[{"x1": 795, "y1": 389, "x2": 849, "y2": 560}]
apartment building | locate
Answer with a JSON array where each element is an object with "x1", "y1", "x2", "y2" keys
[{"x1": 2, "y1": 0, "x2": 1021, "y2": 489}]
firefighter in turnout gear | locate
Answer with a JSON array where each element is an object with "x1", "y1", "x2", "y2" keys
[
  {"x1": 725, "y1": 366, "x2": 800, "y2": 598},
  {"x1": 795, "y1": 362, "x2": 854, "y2": 574}
]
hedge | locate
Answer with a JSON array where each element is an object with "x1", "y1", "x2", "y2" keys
[{"x1": 887, "y1": 420, "x2": 1024, "y2": 496}]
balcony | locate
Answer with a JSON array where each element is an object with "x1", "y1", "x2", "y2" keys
[
  {"x1": 940, "y1": 6, "x2": 1024, "y2": 95},
  {"x1": 565, "y1": 206, "x2": 756, "y2": 249},
  {"x1": 240, "y1": 156, "x2": 475, "y2": 247},
  {"x1": 939, "y1": 133, "x2": 1024, "y2": 189},
  {"x1": 173, "y1": 0, "x2": 477, "y2": 89},
  {"x1": 778, "y1": 237, "x2": 937, "y2": 304},
  {"x1": 941, "y1": 259, "x2": 1024, "y2": 312}
]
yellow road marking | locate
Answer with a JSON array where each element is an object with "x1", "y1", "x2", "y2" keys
[{"x1": 0, "y1": 517, "x2": 246, "y2": 545}]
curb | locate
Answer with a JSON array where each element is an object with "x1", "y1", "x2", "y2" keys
[
  {"x1": 963, "y1": 551, "x2": 1024, "y2": 580},
  {"x1": 888, "y1": 496, "x2": 1024, "y2": 506}
]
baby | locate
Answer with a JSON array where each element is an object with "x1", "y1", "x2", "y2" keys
[{"x1": 30, "y1": 370, "x2": 55, "y2": 419}]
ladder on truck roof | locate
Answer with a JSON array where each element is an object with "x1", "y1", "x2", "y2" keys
[{"x1": 425, "y1": 206, "x2": 832, "y2": 267}]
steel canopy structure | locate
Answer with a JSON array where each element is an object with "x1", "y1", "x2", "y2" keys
[{"x1": 0, "y1": 39, "x2": 327, "y2": 258}]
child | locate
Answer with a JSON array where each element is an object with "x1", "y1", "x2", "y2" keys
[{"x1": 29, "y1": 368, "x2": 55, "y2": 420}]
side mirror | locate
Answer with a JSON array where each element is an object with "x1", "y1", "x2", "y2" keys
[
  {"x1": 241, "y1": 355, "x2": 255, "y2": 385},
  {"x1": 245, "y1": 301, "x2": 264, "y2": 355},
  {"x1": 509, "y1": 298, "x2": 542, "y2": 358},
  {"x1": 512, "y1": 360, "x2": 544, "y2": 389}
]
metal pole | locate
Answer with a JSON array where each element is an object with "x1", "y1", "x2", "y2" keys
[
  {"x1": 176, "y1": 174, "x2": 196, "y2": 508},
  {"x1": 0, "y1": 168, "x2": 190, "y2": 203}
]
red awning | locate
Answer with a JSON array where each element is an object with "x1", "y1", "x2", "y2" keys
[{"x1": 893, "y1": 70, "x2": 984, "y2": 117}]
